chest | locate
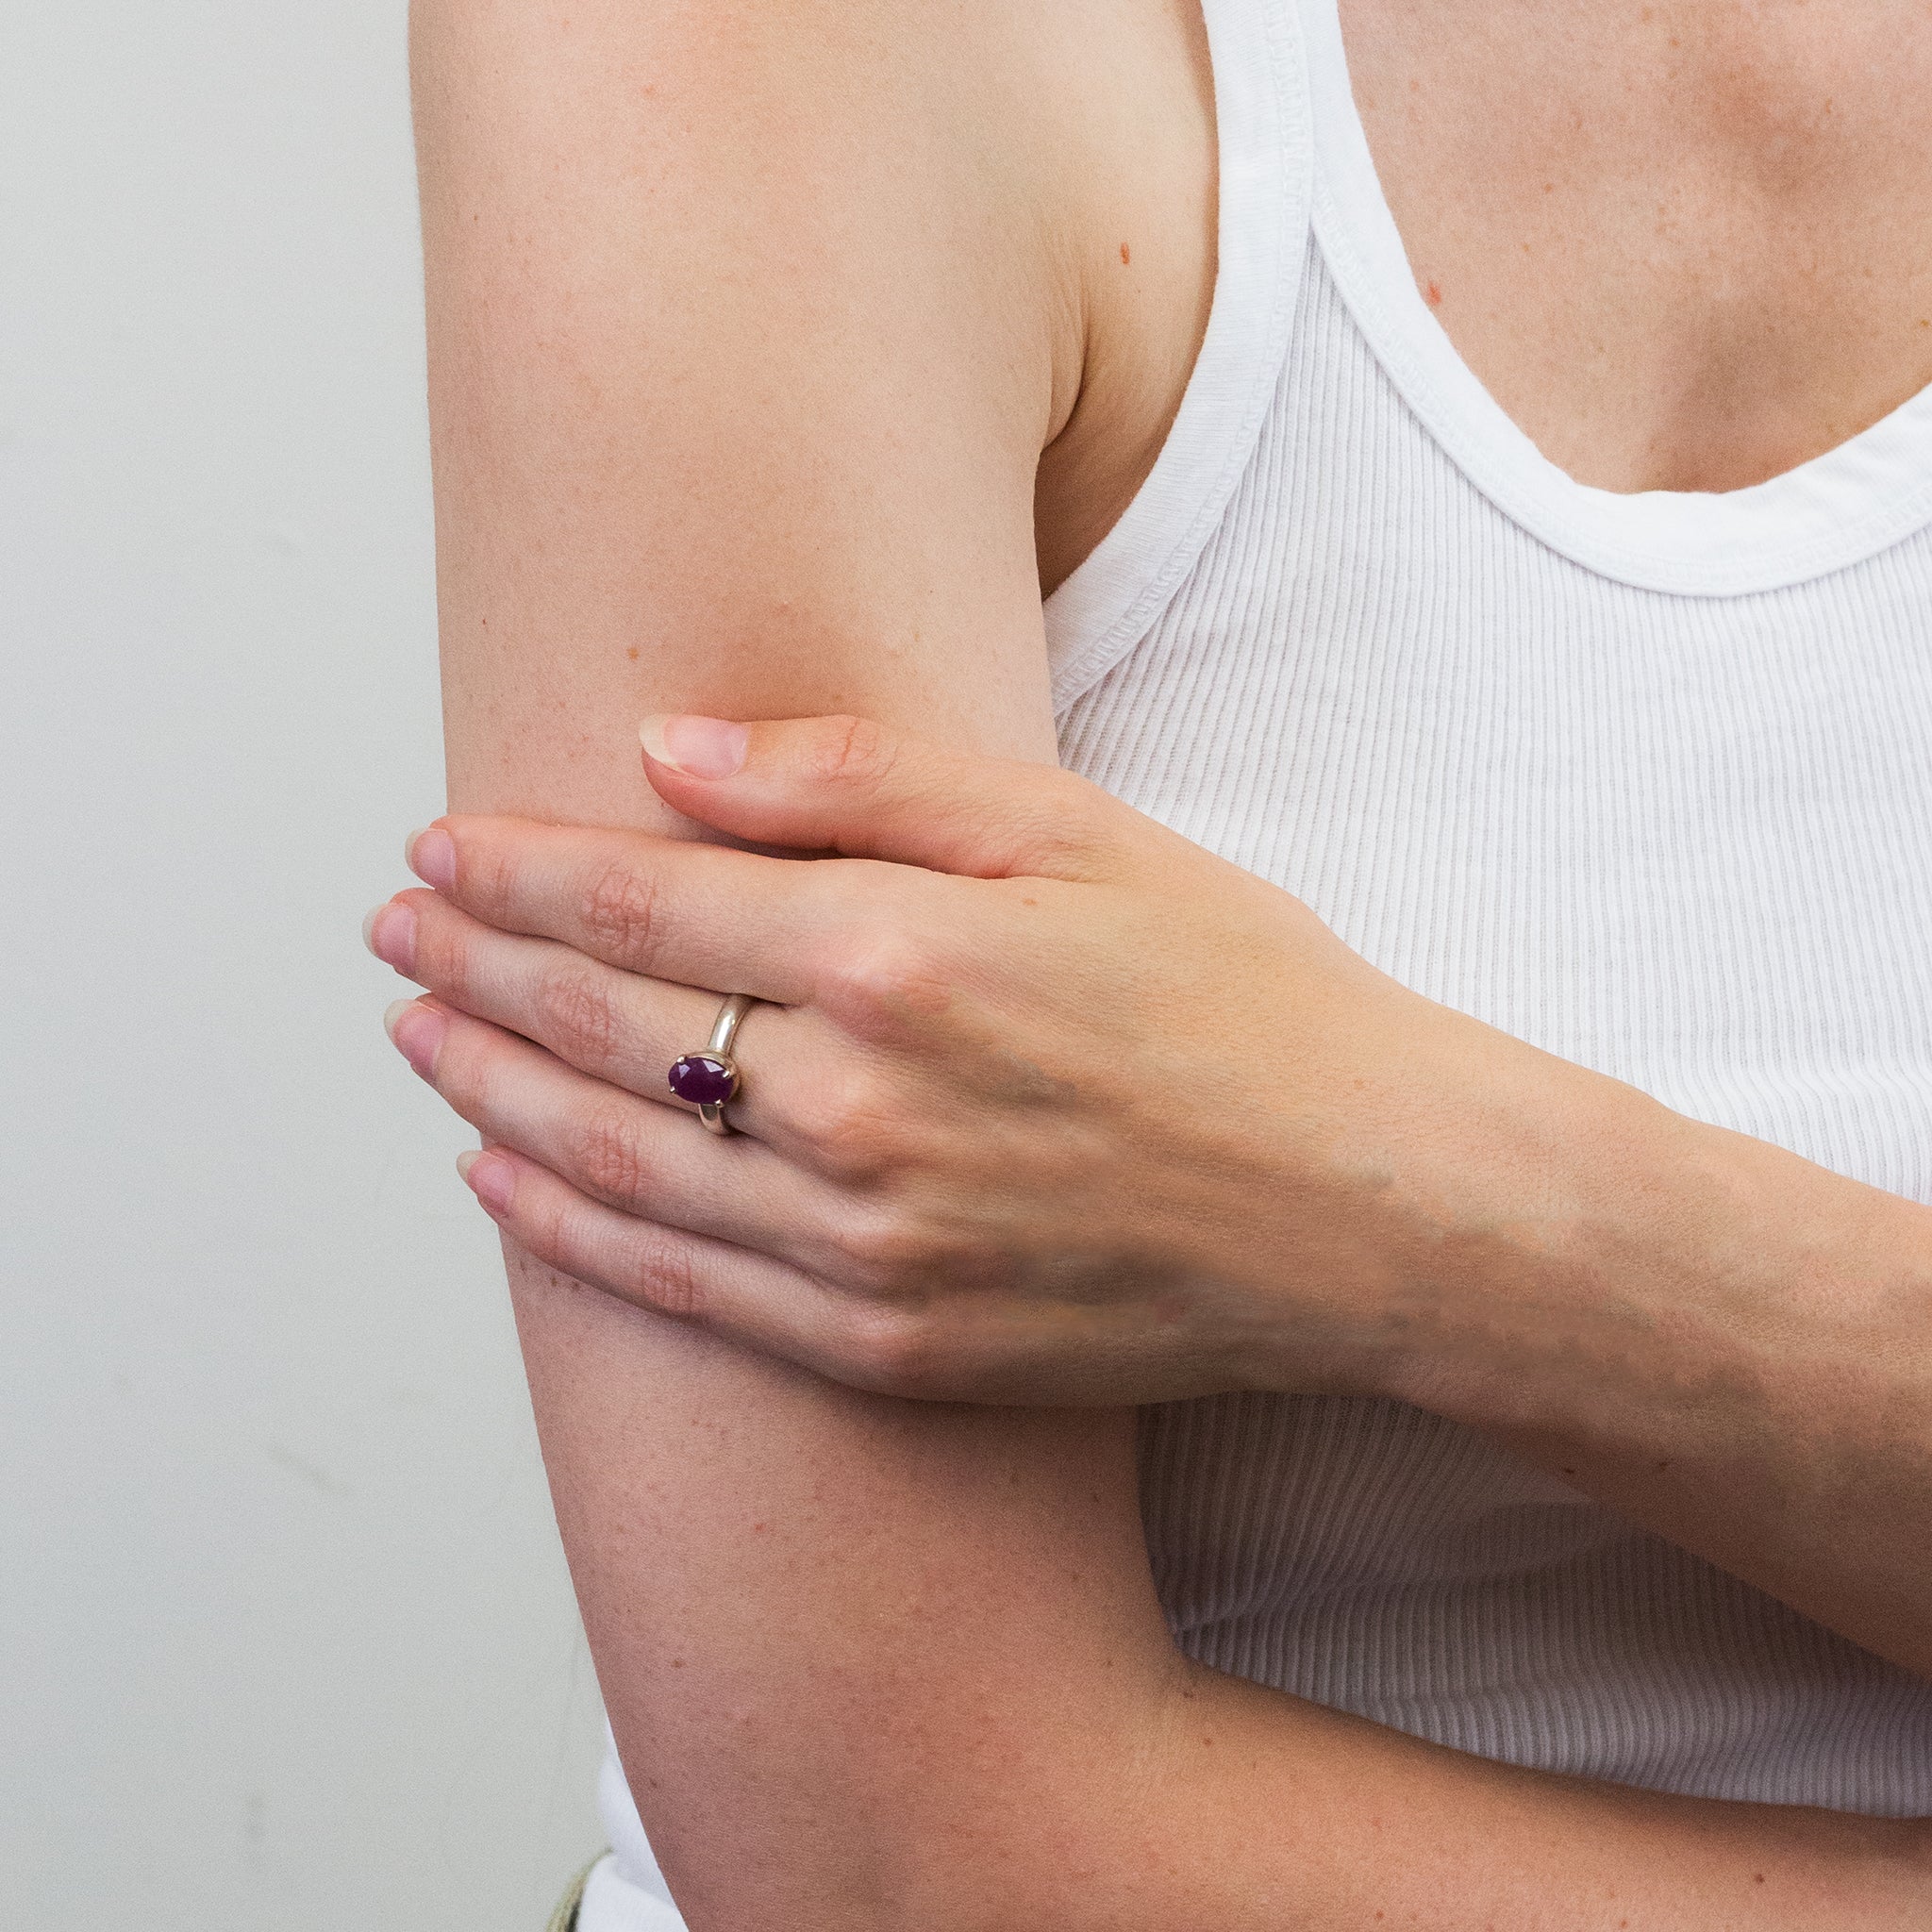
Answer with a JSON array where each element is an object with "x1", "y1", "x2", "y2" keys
[
  {"x1": 1059, "y1": 267, "x2": 1932, "y2": 1201},
  {"x1": 1338, "y1": 0, "x2": 1932, "y2": 493}
]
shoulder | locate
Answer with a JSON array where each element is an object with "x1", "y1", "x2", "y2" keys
[
  {"x1": 409, "y1": 0, "x2": 1074, "y2": 362},
  {"x1": 410, "y1": 0, "x2": 1213, "y2": 489}
]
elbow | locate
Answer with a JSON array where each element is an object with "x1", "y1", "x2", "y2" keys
[
  {"x1": 664, "y1": 1811, "x2": 1138, "y2": 1932},
  {"x1": 685, "y1": 1827, "x2": 1219, "y2": 1932}
]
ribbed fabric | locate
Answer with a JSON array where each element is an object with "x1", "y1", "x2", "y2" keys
[
  {"x1": 586, "y1": 0, "x2": 1932, "y2": 1917},
  {"x1": 1053, "y1": 0, "x2": 1932, "y2": 1818}
]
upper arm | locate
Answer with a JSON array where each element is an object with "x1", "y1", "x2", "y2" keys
[
  {"x1": 409, "y1": 1, "x2": 1172, "y2": 1920},
  {"x1": 414, "y1": 0, "x2": 1074, "y2": 808}
]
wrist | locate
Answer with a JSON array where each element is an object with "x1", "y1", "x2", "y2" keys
[
  {"x1": 1370, "y1": 1047, "x2": 1710, "y2": 1429},
  {"x1": 1230, "y1": 993, "x2": 1724, "y2": 1418},
  {"x1": 1200, "y1": 986, "x2": 1608, "y2": 1403},
  {"x1": 1349, "y1": 1018, "x2": 1890, "y2": 1450}
]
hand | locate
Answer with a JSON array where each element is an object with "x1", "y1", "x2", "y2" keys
[{"x1": 365, "y1": 712, "x2": 1566, "y2": 1406}]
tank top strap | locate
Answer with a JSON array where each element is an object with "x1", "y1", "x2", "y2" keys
[{"x1": 1044, "y1": 0, "x2": 1313, "y2": 711}]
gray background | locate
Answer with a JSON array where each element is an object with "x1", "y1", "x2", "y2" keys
[{"x1": 3, "y1": 1, "x2": 607, "y2": 1922}]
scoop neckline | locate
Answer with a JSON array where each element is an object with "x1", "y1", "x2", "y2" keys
[{"x1": 1301, "y1": 0, "x2": 1932, "y2": 596}]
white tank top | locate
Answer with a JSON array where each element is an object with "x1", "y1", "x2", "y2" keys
[{"x1": 586, "y1": 0, "x2": 1932, "y2": 1915}]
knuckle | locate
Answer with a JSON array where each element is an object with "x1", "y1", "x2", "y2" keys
[
  {"x1": 835, "y1": 1208, "x2": 941, "y2": 1294},
  {"x1": 992, "y1": 775, "x2": 1127, "y2": 884},
  {"x1": 409, "y1": 908, "x2": 469, "y2": 998},
  {"x1": 818, "y1": 929, "x2": 952, "y2": 1043},
  {"x1": 464, "y1": 839, "x2": 522, "y2": 921},
  {"x1": 986, "y1": 790, "x2": 1120, "y2": 885},
  {"x1": 1053, "y1": 774, "x2": 1121, "y2": 847},
  {"x1": 425, "y1": 1014, "x2": 507, "y2": 1121},
  {"x1": 1018, "y1": 798, "x2": 1103, "y2": 873},
  {"x1": 808, "y1": 713, "x2": 895, "y2": 790},
  {"x1": 567, "y1": 1102, "x2": 651, "y2": 1206},
  {"x1": 839, "y1": 1304, "x2": 948, "y2": 1400},
  {"x1": 531, "y1": 958, "x2": 618, "y2": 1066},
  {"x1": 807, "y1": 1072, "x2": 906, "y2": 1181},
  {"x1": 578, "y1": 860, "x2": 662, "y2": 968},
  {"x1": 626, "y1": 1228, "x2": 701, "y2": 1323},
  {"x1": 525, "y1": 1182, "x2": 580, "y2": 1268}
]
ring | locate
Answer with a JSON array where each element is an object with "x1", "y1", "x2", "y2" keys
[{"x1": 668, "y1": 992, "x2": 757, "y2": 1135}]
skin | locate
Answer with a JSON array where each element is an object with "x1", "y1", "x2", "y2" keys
[
  {"x1": 375, "y1": 709, "x2": 1932, "y2": 1679},
  {"x1": 1344, "y1": 0, "x2": 1932, "y2": 492},
  {"x1": 402, "y1": 0, "x2": 1932, "y2": 1923}
]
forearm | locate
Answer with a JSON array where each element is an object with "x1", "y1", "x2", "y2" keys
[
  {"x1": 1338, "y1": 1007, "x2": 1932, "y2": 1675},
  {"x1": 863, "y1": 1639, "x2": 1928, "y2": 1930},
  {"x1": 1118, "y1": 1659, "x2": 1930, "y2": 1931},
  {"x1": 511, "y1": 1254, "x2": 1932, "y2": 1932},
  {"x1": 539, "y1": 986, "x2": 1928, "y2": 1928}
]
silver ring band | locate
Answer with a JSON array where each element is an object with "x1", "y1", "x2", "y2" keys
[
  {"x1": 666, "y1": 992, "x2": 758, "y2": 1135},
  {"x1": 698, "y1": 992, "x2": 755, "y2": 1135}
]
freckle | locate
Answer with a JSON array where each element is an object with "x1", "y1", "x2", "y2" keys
[
  {"x1": 626, "y1": 644, "x2": 640, "y2": 660},
  {"x1": 1542, "y1": 181, "x2": 1556, "y2": 193},
  {"x1": 1425, "y1": 279, "x2": 1443, "y2": 307},
  {"x1": 1755, "y1": 1874, "x2": 1766, "y2": 1883},
  {"x1": 1655, "y1": 1457, "x2": 1671, "y2": 1471},
  {"x1": 671, "y1": 1657, "x2": 686, "y2": 1669},
  {"x1": 1120, "y1": 241, "x2": 1131, "y2": 264},
  {"x1": 1561, "y1": 1466, "x2": 1577, "y2": 1475}
]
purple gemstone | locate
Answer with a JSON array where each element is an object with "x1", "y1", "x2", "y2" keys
[{"x1": 668, "y1": 1053, "x2": 737, "y2": 1107}]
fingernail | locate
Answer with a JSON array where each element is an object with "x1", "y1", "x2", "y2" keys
[
  {"x1": 640, "y1": 712, "x2": 748, "y2": 779},
  {"x1": 406, "y1": 825, "x2": 456, "y2": 891},
  {"x1": 383, "y1": 997, "x2": 446, "y2": 1079},
  {"x1": 363, "y1": 901, "x2": 418, "y2": 975},
  {"x1": 457, "y1": 1148, "x2": 517, "y2": 1216}
]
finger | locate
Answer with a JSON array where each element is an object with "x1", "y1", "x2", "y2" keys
[
  {"x1": 403, "y1": 814, "x2": 848, "y2": 1003},
  {"x1": 368, "y1": 887, "x2": 820, "y2": 1145},
  {"x1": 386, "y1": 995, "x2": 851, "y2": 1277},
  {"x1": 454, "y1": 1142, "x2": 919, "y2": 1395},
  {"x1": 639, "y1": 711, "x2": 1136, "y2": 882}
]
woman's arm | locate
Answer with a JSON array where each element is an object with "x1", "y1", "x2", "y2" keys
[
  {"x1": 1407, "y1": 1060, "x2": 1932, "y2": 1679},
  {"x1": 410, "y1": 1, "x2": 1192, "y2": 1921},
  {"x1": 377, "y1": 809, "x2": 1932, "y2": 1928},
  {"x1": 393, "y1": 715, "x2": 1932, "y2": 1683},
  {"x1": 408, "y1": 1, "x2": 1928, "y2": 1924}
]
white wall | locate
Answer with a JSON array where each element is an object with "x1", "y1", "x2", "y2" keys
[{"x1": 2, "y1": 3, "x2": 606, "y2": 1923}]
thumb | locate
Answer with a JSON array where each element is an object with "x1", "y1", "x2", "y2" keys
[{"x1": 639, "y1": 711, "x2": 1129, "y2": 879}]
